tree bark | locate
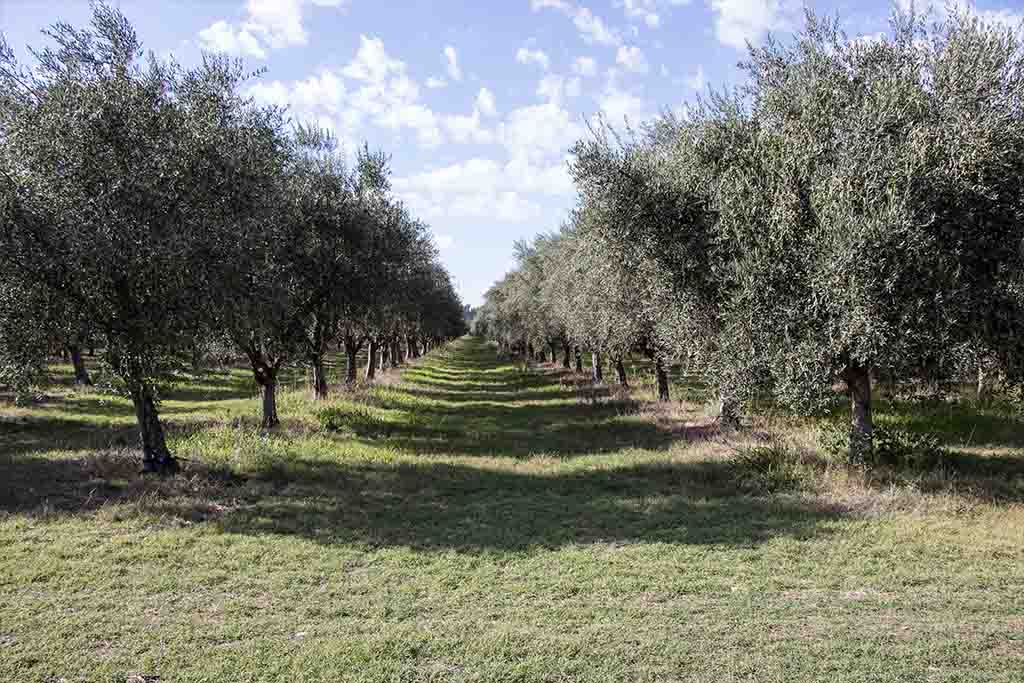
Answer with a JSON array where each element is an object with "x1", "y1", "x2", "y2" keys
[
  {"x1": 366, "y1": 339, "x2": 378, "y2": 380},
  {"x1": 655, "y1": 358, "x2": 670, "y2": 402},
  {"x1": 562, "y1": 343, "x2": 571, "y2": 369},
  {"x1": 592, "y1": 350, "x2": 603, "y2": 383},
  {"x1": 261, "y1": 374, "x2": 279, "y2": 429},
  {"x1": 977, "y1": 364, "x2": 991, "y2": 404},
  {"x1": 574, "y1": 346, "x2": 583, "y2": 373},
  {"x1": 614, "y1": 357, "x2": 628, "y2": 386},
  {"x1": 68, "y1": 345, "x2": 92, "y2": 386},
  {"x1": 344, "y1": 337, "x2": 362, "y2": 384},
  {"x1": 311, "y1": 354, "x2": 328, "y2": 400},
  {"x1": 844, "y1": 362, "x2": 873, "y2": 463},
  {"x1": 717, "y1": 394, "x2": 741, "y2": 430},
  {"x1": 130, "y1": 383, "x2": 177, "y2": 474}
]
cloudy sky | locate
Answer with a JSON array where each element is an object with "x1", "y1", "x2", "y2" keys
[{"x1": 3, "y1": 0, "x2": 1023, "y2": 305}]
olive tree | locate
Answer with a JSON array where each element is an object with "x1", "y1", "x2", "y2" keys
[
  {"x1": 0, "y1": 5, "x2": 282, "y2": 471},
  {"x1": 717, "y1": 9, "x2": 1024, "y2": 460}
]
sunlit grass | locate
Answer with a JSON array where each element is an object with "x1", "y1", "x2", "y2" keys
[{"x1": 2, "y1": 338, "x2": 1023, "y2": 682}]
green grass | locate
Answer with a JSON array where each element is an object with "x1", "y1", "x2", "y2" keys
[{"x1": 2, "y1": 337, "x2": 1023, "y2": 681}]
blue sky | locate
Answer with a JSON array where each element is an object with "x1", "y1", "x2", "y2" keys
[{"x1": 3, "y1": 1, "x2": 1023, "y2": 305}]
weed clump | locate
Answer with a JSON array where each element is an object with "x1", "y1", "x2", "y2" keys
[
  {"x1": 316, "y1": 403, "x2": 388, "y2": 437},
  {"x1": 819, "y1": 423, "x2": 952, "y2": 471},
  {"x1": 730, "y1": 443, "x2": 819, "y2": 495}
]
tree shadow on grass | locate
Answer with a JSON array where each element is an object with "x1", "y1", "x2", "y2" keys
[
  {"x1": 0, "y1": 453, "x2": 841, "y2": 554},
  {"x1": 397, "y1": 386, "x2": 585, "y2": 403},
  {"x1": 0, "y1": 416, "x2": 137, "y2": 458},
  {"x1": 331, "y1": 384, "x2": 668, "y2": 458}
]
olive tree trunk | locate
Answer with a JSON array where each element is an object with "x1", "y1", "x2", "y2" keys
[
  {"x1": 844, "y1": 362, "x2": 873, "y2": 463},
  {"x1": 343, "y1": 337, "x2": 362, "y2": 385},
  {"x1": 310, "y1": 354, "x2": 328, "y2": 400},
  {"x1": 717, "y1": 394, "x2": 741, "y2": 430},
  {"x1": 591, "y1": 350, "x2": 603, "y2": 383},
  {"x1": 562, "y1": 343, "x2": 571, "y2": 369},
  {"x1": 365, "y1": 339, "x2": 379, "y2": 380},
  {"x1": 129, "y1": 382, "x2": 177, "y2": 474},
  {"x1": 574, "y1": 346, "x2": 583, "y2": 373},
  {"x1": 654, "y1": 358, "x2": 670, "y2": 402},
  {"x1": 68, "y1": 345, "x2": 92, "y2": 386},
  {"x1": 614, "y1": 357, "x2": 628, "y2": 386},
  {"x1": 977, "y1": 364, "x2": 991, "y2": 404},
  {"x1": 261, "y1": 374, "x2": 279, "y2": 429}
]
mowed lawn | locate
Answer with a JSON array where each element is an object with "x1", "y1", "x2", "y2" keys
[{"x1": 1, "y1": 337, "x2": 1023, "y2": 682}]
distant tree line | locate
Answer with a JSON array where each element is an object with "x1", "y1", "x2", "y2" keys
[
  {"x1": 0, "y1": 4, "x2": 466, "y2": 473},
  {"x1": 477, "y1": 7, "x2": 1024, "y2": 463}
]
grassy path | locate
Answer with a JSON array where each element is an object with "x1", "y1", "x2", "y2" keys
[{"x1": 2, "y1": 337, "x2": 1023, "y2": 681}]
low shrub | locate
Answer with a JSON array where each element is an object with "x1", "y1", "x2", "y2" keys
[
  {"x1": 730, "y1": 443, "x2": 815, "y2": 495},
  {"x1": 316, "y1": 402, "x2": 388, "y2": 437},
  {"x1": 819, "y1": 423, "x2": 952, "y2": 470}
]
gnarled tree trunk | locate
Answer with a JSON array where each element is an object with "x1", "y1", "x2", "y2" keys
[
  {"x1": 311, "y1": 354, "x2": 328, "y2": 400},
  {"x1": 574, "y1": 346, "x2": 583, "y2": 373},
  {"x1": 344, "y1": 336, "x2": 362, "y2": 384},
  {"x1": 977, "y1": 364, "x2": 991, "y2": 404},
  {"x1": 562, "y1": 343, "x2": 571, "y2": 369},
  {"x1": 717, "y1": 394, "x2": 741, "y2": 430},
  {"x1": 614, "y1": 357, "x2": 628, "y2": 386},
  {"x1": 654, "y1": 358, "x2": 670, "y2": 402},
  {"x1": 261, "y1": 374, "x2": 279, "y2": 429},
  {"x1": 592, "y1": 350, "x2": 603, "y2": 383},
  {"x1": 843, "y1": 362, "x2": 873, "y2": 463},
  {"x1": 129, "y1": 382, "x2": 177, "y2": 474},
  {"x1": 68, "y1": 345, "x2": 92, "y2": 386}
]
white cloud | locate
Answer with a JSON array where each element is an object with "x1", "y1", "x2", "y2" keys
[
  {"x1": 530, "y1": 0, "x2": 623, "y2": 46},
  {"x1": 443, "y1": 109, "x2": 494, "y2": 144},
  {"x1": 597, "y1": 82, "x2": 652, "y2": 124},
  {"x1": 499, "y1": 102, "x2": 585, "y2": 161},
  {"x1": 573, "y1": 56, "x2": 598, "y2": 77},
  {"x1": 341, "y1": 34, "x2": 404, "y2": 81},
  {"x1": 435, "y1": 233, "x2": 455, "y2": 249},
  {"x1": 198, "y1": 20, "x2": 266, "y2": 58},
  {"x1": 516, "y1": 47, "x2": 551, "y2": 70},
  {"x1": 537, "y1": 74, "x2": 584, "y2": 102},
  {"x1": 618, "y1": 0, "x2": 660, "y2": 28},
  {"x1": 394, "y1": 155, "x2": 573, "y2": 223},
  {"x1": 199, "y1": 0, "x2": 346, "y2": 58},
  {"x1": 444, "y1": 45, "x2": 463, "y2": 81},
  {"x1": 395, "y1": 157, "x2": 573, "y2": 198},
  {"x1": 684, "y1": 64, "x2": 705, "y2": 90},
  {"x1": 616, "y1": 45, "x2": 649, "y2": 73},
  {"x1": 426, "y1": 76, "x2": 448, "y2": 89},
  {"x1": 247, "y1": 35, "x2": 445, "y2": 150},
  {"x1": 709, "y1": 0, "x2": 792, "y2": 51},
  {"x1": 537, "y1": 74, "x2": 565, "y2": 102},
  {"x1": 476, "y1": 87, "x2": 498, "y2": 117},
  {"x1": 400, "y1": 187, "x2": 544, "y2": 223}
]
